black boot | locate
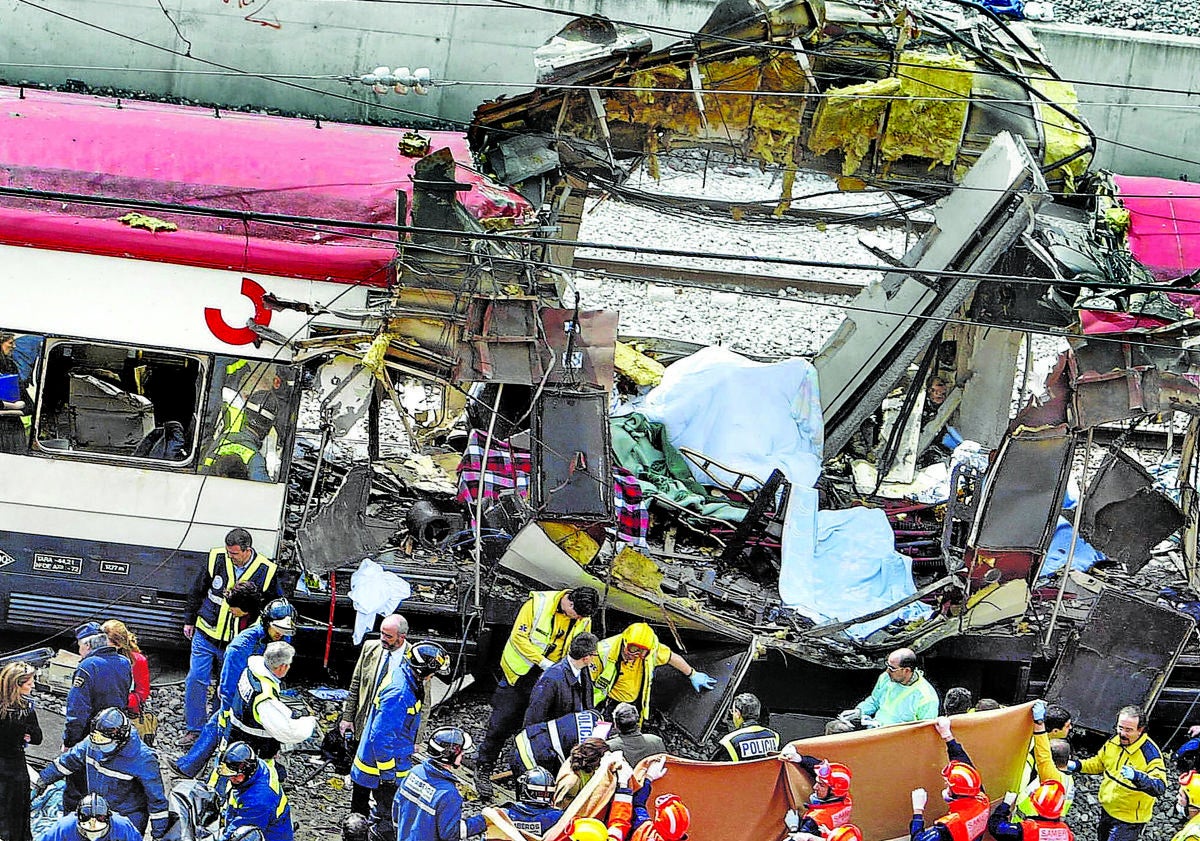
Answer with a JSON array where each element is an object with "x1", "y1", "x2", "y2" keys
[{"x1": 474, "y1": 762, "x2": 495, "y2": 800}]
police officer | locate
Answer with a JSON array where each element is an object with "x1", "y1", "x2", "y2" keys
[
  {"x1": 174, "y1": 598, "x2": 297, "y2": 778},
  {"x1": 592, "y1": 623, "x2": 714, "y2": 725},
  {"x1": 511, "y1": 709, "x2": 605, "y2": 778},
  {"x1": 780, "y1": 747, "x2": 854, "y2": 836},
  {"x1": 393, "y1": 727, "x2": 475, "y2": 841},
  {"x1": 63, "y1": 622, "x2": 134, "y2": 813},
  {"x1": 910, "y1": 718, "x2": 989, "y2": 841},
  {"x1": 36, "y1": 709, "x2": 169, "y2": 839},
  {"x1": 182, "y1": 527, "x2": 282, "y2": 746},
  {"x1": 36, "y1": 794, "x2": 142, "y2": 841},
  {"x1": 352, "y1": 642, "x2": 451, "y2": 836},
  {"x1": 230, "y1": 642, "x2": 316, "y2": 769},
  {"x1": 475, "y1": 587, "x2": 599, "y2": 799},
  {"x1": 465, "y1": 767, "x2": 563, "y2": 837},
  {"x1": 989, "y1": 781, "x2": 1074, "y2": 841},
  {"x1": 216, "y1": 742, "x2": 293, "y2": 841},
  {"x1": 710, "y1": 693, "x2": 780, "y2": 762}
]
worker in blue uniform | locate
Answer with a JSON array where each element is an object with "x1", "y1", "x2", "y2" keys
[
  {"x1": 65, "y1": 624, "x2": 133, "y2": 749},
  {"x1": 393, "y1": 727, "x2": 475, "y2": 841},
  {"x1": 36, "y1": 709, "x2": 170, "y2": 839},
  {"x1": 36, "y1": 794, "x2": 143, "y2": 841},
  {"x1": 216, "y1": 741, "x2": 293, "y2": 841},
  {"x1": 509, "y1": 709, "x2": 605, "y2": 778},
  {"x1": 173, "y1": 599, "x2": 297, "y2": 778},
  {"x1": 466, "y1": 767, "x2": 562, "y2": 837},
  {"x1": 352, "y1": 642, "x2": 451, "y2": 835}
]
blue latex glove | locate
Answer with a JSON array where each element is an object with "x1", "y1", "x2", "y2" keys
[
  {"x1": 1065, "y1": 760, "x2": 1080, "y2": 773},
  {"x1": 689, "y1": 671, "x2": 716, "y2": 692},
  {"x1": 1032, "y1": 700, "x2": 1046, "y2": 723},
  {"x1": 1120, "y1": 765, "x2": 1137, "y2": 781}
]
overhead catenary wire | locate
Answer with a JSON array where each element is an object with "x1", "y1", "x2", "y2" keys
[{"x1": 8, "y1": 0, "x2": 1200, "y2": 173}]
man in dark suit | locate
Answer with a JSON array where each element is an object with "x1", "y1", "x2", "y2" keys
[
  {"x1": 522, "y1": 633, "x2": 598, "y2": 728},
  {"x1": 339, "y1": 613, "x2": 408, "y2": 814}
]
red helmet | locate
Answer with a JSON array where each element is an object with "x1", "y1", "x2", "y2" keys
[
  {"x1": 817, "y1": 762, "x2": 853, "y2": 798},
  {"x1": 653, "y1": 794, "x2": 691, "y2": 841},
  {"x1": 827, "y1": 825, "x2": 863, "y2": 841},
  {"x1": 1028, "y1": 780, "x2": 1067, "y2": 820},
  {"x1": 942, "y1": 761, "x2": 982, "y2": 797}
]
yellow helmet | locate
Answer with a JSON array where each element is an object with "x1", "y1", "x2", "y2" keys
[
  {"x1": 568, "y1": 818, "x2": 609, "y2": 841},
  {"x1": 622, "y1": 622, "x2": 658, "y2": 651},
  {"x1": 1181, "y1": 771, "x2": 1200, "y2": 811}
]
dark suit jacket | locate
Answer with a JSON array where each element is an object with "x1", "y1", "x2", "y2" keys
[{"x1": 523, "y1": 658, "x2": 594, "y2": 728}]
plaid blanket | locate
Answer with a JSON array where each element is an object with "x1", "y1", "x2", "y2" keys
[{"x1": 457, "y1": 430, "x2": 648, "y2": 547}]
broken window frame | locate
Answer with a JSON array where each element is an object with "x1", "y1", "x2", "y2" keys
[{"x1": 32, "y1": 336, "x2": 206, "y2": 468}]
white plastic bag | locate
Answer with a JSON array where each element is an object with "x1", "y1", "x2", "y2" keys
[{"x1": 348, "y1": 557, "x2": 412, "y2": 644}]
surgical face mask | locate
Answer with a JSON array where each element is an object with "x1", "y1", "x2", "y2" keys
[
  {"x1": 90, "y1": 734, "x2": 119, "y2": 756},
  {"x1": 78, "y1": 818, "x2": 110, "y2": 841}
]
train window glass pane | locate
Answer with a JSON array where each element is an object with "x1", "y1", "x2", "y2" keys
[
  {"x1": 197, "y1": 359, "x2": 298, "y2": 483},
  {"x1": 34, "y1": 341, "x2": 203, "y2": 463},
  {"x1": 0, "y1": 331, "x2": 41, "y2": 456}
]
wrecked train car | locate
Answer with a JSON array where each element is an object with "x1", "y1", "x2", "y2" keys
[{"x1": 0, "y1": 85, "x2": 563, "y2": 650}]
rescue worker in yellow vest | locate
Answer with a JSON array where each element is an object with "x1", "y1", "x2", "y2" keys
[
  {"x1": 203, "y1": 389, "x2": 278, "y2": 482},
  {"x1": 230, "y1": 642, "x2": 317, "y2": 777},
  {"x1": 1172, "y1": 771, "x2": 1200, "y2": 841},
  {"x1": 474, "y1": 587, "x2": 600, "y2": 800},
  {"x1": 710, "y1": 693, "x2": 780, "y2": 762},
  {"x1": 989, "y1": 781, "x2": 1074, "y2": 841},
  {"x1": 182, "y1": 527, "x2": 283, "y2": 745},
  {"x1": 591, "y1": 623, "x2": 715, "y2": 726},
  {"x1": 1016, "y1": 701, "x2": 1074, "y2": 820}
]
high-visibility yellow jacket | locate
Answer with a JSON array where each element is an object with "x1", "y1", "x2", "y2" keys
[
  {"x1": 1079, "y1": 733, "x2": 1167, "y2": 824},
  {"x1": 500, "y1": 590, "x2": 591, "y2": 685}
]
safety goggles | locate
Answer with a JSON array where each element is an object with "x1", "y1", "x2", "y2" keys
[
  {"x1": 78, "y1": 817, "x2": 111, "y2": 840},
  {"x1": 625, "y1": 644, "x2": 651, "y2": 659},
  {"x1": 89, "y1": 732, "x2": 119, "y2": 755}
]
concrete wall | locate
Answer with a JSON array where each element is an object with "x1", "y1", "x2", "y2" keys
[
  {"x1": 1030, "y1": 22, "x2": 1200, "y2": 180},
  {"x1": 1, "y1": 0, "x2": 1198, "y2": 178}
]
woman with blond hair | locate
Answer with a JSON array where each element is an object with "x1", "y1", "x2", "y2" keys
[
  {"x1": 103, "y1": 620, "x2": 150, "y2": 715},
  {"x1": 0, "y1": 661, "x2": 42, "y2": 841}
]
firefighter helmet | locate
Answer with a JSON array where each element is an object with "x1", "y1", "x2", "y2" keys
[
  {"x1": 89, "y1": 708, "x2": 131, "y2": 755},
  {"x1": 1184, "y1": 771, "x2": 1200, "y2": 809},
  {"x1": 427, "y1": 727, "x2": 473, "y2": 766},
  {"x1": 568, "y1": 818, "x2": 608, "y2": 841},
  {"x1": 653, "y1": 794, "x2": 691, "y2": 841},
  {"x1": 817, "y1": 762, "x2": 853, "y2": 798},
  {"x1": 827, "y1": 825, "x2": 864, "y2": 841},
  {"x1": 1028, "y1": 780, "x2": 1067, "y2": 820},
  {"x1": 518, "y1": 766, "x2": 556, "y2": 806},
  {"x1": 76, "y1": 794, "x2": 113, "y2": 841},
  {"x1": 260, "y1": 598, "x2": 296, "y2": 634},
  {"x1": 407, "y1": 641, "x2": 452, "y2": 679},
  {"x1": 217, "y1": 741, "x2": 259, "y2": 779},
  {"x1": 942, "y1": 761, "x2": 982, "y2": 797}
]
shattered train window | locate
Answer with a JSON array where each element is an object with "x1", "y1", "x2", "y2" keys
[
  {"x1": 34, "y1": 339, "x2": 203, "y2": 463},
  {"x1": 196, "y1": 357, "x2": 299, "y2": 483}
]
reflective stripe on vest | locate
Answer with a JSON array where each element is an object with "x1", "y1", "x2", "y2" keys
[
  {"x1": 500, "y1": 591, "x2": 569, "y2": 682},
  {"x1": 1020, "y1": 819, "x2": 1073, "y2": 841},
  {"x1": 195, "y1": 549, "x2": 277, "y2": 643},
  {"x1": 805, "y1": 797, "x2": 853, "y2": 831},
  {"x1": 937, "y1": 796, "x2": 991, "y2": 841},
  {"x1": 719, "y1": 725, "x2": 780, "y2": 761}
]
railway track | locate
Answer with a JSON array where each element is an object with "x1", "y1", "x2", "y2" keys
[{"x1": 571, "y1": 256, "x2": 868, "y2": 297}]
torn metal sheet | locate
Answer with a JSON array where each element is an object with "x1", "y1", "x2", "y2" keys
[
  {"x1": 1181, "y1": 416, "x2": 1200, "y2": 594},
  {"x1": 314, "y1": 355, "x2": 375, "y2": 436},
  {"x1": 969, "y1": 432, "x2": 1074, "y2": 563},
  {"x1": 498, "y1": 522, "x2": 753, "y2": 638},
  {"x1": 531, "y1": 387, "x2": 614, "y2": 521},
  {"x1": 534, "y1": 16, "x2": 653, "y2": 85},
  {"x1": 816, "y1": 132, "x2": 1048, "y2": 455},
  {"x1": 541, "y1": 308, "x2": 618, "y2": 391},
  {"x1": 650, "y1": 642, "x2": 756, "y2": 745},
  {"x1": 1045, "y1": 588, "x2": 1194, "y2": 733},
  {"x1": 1080, "y1": 449, "x2": 1183, "y2": 573},
  {"x1": 296, "y1": 465, "x2": 392, "y2": 574},
  {"x1": 1068, "y1": 341, "x2": 1155, "y2": 428}
]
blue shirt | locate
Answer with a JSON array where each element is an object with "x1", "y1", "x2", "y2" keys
[{"x1": 394, "y1": 760, "x2": 464, "y2": 841}]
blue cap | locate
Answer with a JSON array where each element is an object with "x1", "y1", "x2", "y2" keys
[{"x1": 75, "y1": 622, "x2": 103, "y2": 641}]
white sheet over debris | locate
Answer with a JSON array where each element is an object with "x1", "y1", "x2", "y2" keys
[{"x1": 635, "y1": 346, "x2": 931, "y2": 638}]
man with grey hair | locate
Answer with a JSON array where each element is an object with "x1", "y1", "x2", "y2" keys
[
  {"x1": 63, "y1": 622, "x2": 134, "y2": 811},
  {"x1": 605, "y1": 702, "x2": 666, "y2": 766},
  {"x1": 341, "y1": 613, "x2": 410, "y2": 814},
  {"x1": 231, "y1": 640, "x2": 316, "y2": 770}
]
